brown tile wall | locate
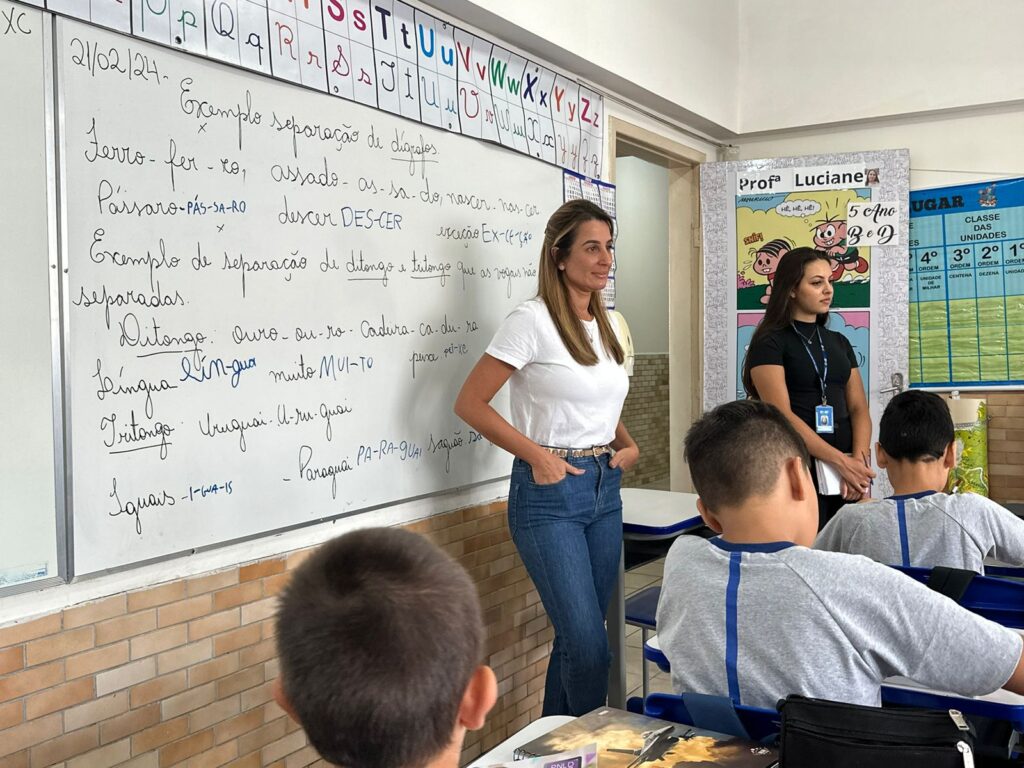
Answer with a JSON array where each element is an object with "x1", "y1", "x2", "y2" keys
[
  {"x1": 975, "y1": 392, "x2": 1024, "y2": 503},
  {"x1": 621, "y1": 354, "x2": 671, "y2": 489},
  {"x1": 0, "y1": 500, "x2": 551, "y2": 767}
]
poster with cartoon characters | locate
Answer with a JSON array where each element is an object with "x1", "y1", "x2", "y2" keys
[
  {"x1": 736, "y1": 188, "x2": 871, "y2": 310},
  {"x1": 700, "y1": 150, "x2": 910, "y2": 497},
  {"x1": 732, "y1": 165, "x2": 878, "y2": 396}
]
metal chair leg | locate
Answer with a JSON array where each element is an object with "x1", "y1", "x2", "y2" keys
[{"x1": 641, "y1": 627, "x2": 650, "y2": 698}]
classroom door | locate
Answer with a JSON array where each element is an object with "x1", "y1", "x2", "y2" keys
[{"x1": 608, "y1": 119, "x2": 707, "y2": 493}]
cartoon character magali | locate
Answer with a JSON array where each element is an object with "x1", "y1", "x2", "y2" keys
[
  {"x1": 750, "y1": 238, "x2": 793, "y2": 305},
  {"x1": 812, "y1": 215, "x2": 868, "y2": 280}
]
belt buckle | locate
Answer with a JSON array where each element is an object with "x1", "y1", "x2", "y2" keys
[{"x1": 591, "y1": 445, "x2": 601, "y2": 458}]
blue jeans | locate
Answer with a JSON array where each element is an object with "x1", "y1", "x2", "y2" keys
[{"x1": 508, "y1": 453, "x2": 623, "y2": 716}]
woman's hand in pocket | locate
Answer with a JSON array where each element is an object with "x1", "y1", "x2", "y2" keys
[
  {"x1": 529, "y1": 451, "x2": 584, "y2": 485},
  {"x1": 609, "y1": 445, "x2": 639, "y2": 471}
]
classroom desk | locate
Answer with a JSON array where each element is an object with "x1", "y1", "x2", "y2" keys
[
  {"x1": 643, "y1": 633, "x2": 1024, "y2": 733},
  {"x1": 608, "y1": 488, "x2": 703, "y2": 708},
  {"x1": 467, "y1": 716, "x2": 575, "y2": 767},
  {"x1": 881, "y1": 677, "x2": 1024, "y2": 731}
]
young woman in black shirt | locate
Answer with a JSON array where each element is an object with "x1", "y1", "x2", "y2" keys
[{"x1": 742, "y1": 247, "x2": 875, "y2": 527}]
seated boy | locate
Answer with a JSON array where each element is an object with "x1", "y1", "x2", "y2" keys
[
  {"x1": 656, "y1": 399, "x2": 1024, "y2": 710},
  {"x1": 815, "y1": 390, "x2": 1024, "y2": 573},
  {"x1": 273, "y1": 527, "x2": 497, "y2": 768}
]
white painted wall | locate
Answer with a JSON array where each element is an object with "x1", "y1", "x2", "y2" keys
[
  {"x1": 434, "y1": 1, "x2": 1024, "y2": 137},
  {"x1": 428, "y1": 0, "x2": 741, "y2": 134},
  {"x1": 738, "y1": 0, "x2": 1024, "y2": 133},
  {"x1": 615, "y1": 156, "x2": 670, "y2": 354},
  {"x1": 737, "y1": 105, "x2": 1024, "y2": 189}
]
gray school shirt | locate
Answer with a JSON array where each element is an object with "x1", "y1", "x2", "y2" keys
[
  {"x1": 815, "y1": 491, "x2": 1024, "y2": 574},
  {"x1": 656, "y1": 536, "x2": 1022, "y2": 710}
]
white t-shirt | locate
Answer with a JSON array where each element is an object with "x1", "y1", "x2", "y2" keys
[{"x1": 486, "y1": 298, "x2": 629, "y2": 448}]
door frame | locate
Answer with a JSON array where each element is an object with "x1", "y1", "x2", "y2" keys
[{"x1": 607, "y1": 118, "x2": 706, "y2": 491}]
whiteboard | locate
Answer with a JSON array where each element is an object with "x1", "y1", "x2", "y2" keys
[
  {"x1": 0, "y1": 1, "x2": 63, "y2": 590},
  {"x1": 57, "y1": 17, "x2": 561, "y2": 574}
]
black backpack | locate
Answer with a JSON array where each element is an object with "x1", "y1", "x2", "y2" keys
[{"x1": 778, "y1": 695, "x2": 975, "y2": 767}]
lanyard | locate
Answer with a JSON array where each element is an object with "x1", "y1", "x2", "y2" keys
[{"x1": 791, "y1": 323, "x2": 829, "y2": 405}]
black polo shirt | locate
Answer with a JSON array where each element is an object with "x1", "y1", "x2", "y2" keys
[{"x1": 746, "y1": 320, "x2": 859, "y2": 451}]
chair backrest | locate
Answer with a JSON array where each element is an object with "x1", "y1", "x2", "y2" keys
[
  {"x1": 624, "y1": 585, "x2": 660, "y2": 629},
  {"x1": 979, "y1": 564, "x2": 1024, "y2": 580},
  {"x1": 890, "y1": 564, "x2": 1024, "y2": 628},
  {"x1": 644, "y1": 692, "x2": 780, "y2": 742}
]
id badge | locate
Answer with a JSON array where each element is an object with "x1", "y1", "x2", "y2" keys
[{"x1": 815, "y1": 404, "x2": 835, "y2": 434}]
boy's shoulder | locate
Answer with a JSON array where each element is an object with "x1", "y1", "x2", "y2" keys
[
  {"x1": 779, "y1": 546, "x2": 928, "y2": 605},
  {"x1": 833, "y1": 497, "x2": 893, "y2": 519},
  {"x1": 948, "y1": 491, "x2": 1000, "y2": 509},
  {"x1": 783, "y1": 544, "x2": 902, "y2": 578},
  {"x1": 667, "y1": 536, "x2": 903, "y2": 581}
]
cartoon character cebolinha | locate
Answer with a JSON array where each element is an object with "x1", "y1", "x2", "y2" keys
[{"x1": 812, "y1": 215, "x2": 868, "y2": 280}]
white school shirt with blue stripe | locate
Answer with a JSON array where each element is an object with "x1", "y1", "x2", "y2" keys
[
  {"x1": 656, "y1": 536, "x2": 1021, "y2": 710},
  {"x1": 815, "y1": 491, "x2": 1024, "y2": 574}
]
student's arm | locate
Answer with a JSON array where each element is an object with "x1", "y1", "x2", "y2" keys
[
  {"x1": 876, "y1": 567, "x2": 1024, "y2": 698},
  {"x1": 454, "y1": 354, "x2": 579, "y2": 485},
  {"x1": 980, "y1": 498, "x2": 1024, "y2": 567},
  {"x1": 1001, "y1": 649, "x2": 1024, "y2": 695},
  {"x1": 825, "y1": 557, "x2": 1023, "y2": 699},
  {"x1": 609, "y1": 420, "x2": 639, "y2": 470},
  {"x1": 750, "y1": 364, "x2": 874, "y2": 493}
]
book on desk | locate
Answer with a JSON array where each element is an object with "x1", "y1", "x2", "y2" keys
[{"x1": 513, "y1": 708, "x2": 777, "y2": 767}]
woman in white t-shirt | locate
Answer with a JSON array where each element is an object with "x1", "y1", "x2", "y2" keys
[{"x1": 455, "y1": 200, "x2": 639, "y2": 716}]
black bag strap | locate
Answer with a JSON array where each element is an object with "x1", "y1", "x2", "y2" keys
[{"x1": 926, "y1": 566, "x2": 976, "y2": 603}]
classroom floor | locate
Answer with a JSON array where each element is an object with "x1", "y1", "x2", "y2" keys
[{"x1": 624, "y1": 556, "x2": 674, "y2": 701}]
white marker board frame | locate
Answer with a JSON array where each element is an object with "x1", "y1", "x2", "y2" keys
[
  {"x1": 55, "y1": 15, "x2": 563, "y2": 576},
  {"x1": 0, "y1": 1, "x2": 67, "y2": 596}
]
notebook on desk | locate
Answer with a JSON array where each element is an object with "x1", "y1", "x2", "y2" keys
[{"x1": 513, "y1": 707, "x2": 777, "y2": 767}]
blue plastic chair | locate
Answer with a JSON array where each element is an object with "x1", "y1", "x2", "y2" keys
[
  {"x1": 624, "y1": 585, "x2": 661, "y2": 697},
  {"x1": 984, "y1": 565, "x2": 1024, "y2": 580},
  {"x1": 644, "y1": 692, "x2": 780, "y2": 742},
  {"x1": 890, "y1": 564, "x2": 1024, "y2": 628},
  {"x1": 643, "y1": 634, "x2": 670, "y2": 673}
]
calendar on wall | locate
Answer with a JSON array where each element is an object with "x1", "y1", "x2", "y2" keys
[{"x1": 909, "y1": 178, "x2": 1024, "y2": 389}]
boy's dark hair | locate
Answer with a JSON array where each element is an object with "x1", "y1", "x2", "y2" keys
[
  {"x1": 685, "y1": 399, "x2": 810, "y2": 511},
  {"x1": 879, "y1": 390, "x2": 954, "y2": 461},
  {"x1": 275, "y1": 527, "x2": 484, "y2": 768}
]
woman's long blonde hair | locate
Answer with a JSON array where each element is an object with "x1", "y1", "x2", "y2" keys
[{"x1": 537, "y1": 200, "x2": 624, "y2": 366}]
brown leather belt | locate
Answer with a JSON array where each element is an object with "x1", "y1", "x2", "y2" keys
[{"x1": 542, "y1": 444, "x2": 613, "y2": 458}]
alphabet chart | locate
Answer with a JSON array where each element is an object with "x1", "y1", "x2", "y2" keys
[
  {"x1": 909, "y1": 178, "x2": 1024, "y2": 388},
  {"x1": 12, "y1": 0, "x2": 604, "y2": 177}
]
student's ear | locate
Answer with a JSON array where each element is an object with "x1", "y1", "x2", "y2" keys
[
  {"x1": 875, "y1": 442, "x2": 889, "y2": 469},
  {"x1": 696, "y1": 498, "x2": 723, "y2": 534},
  {"x1": 458, "y1": 665, "x2": 497, "y2": 731},
  {"x1": 786, "y1": 456, "x2": 812, "y2": 501},
  {"x1": 272, "y1": 677, "x2": 299, "y2": 723},
  {"x1": 942, "y1": 441, "x2": 957, "y2": 469}
]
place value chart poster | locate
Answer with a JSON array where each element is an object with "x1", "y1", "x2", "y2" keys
[{"x1": 909, "y1": 178, "x2": 1024, "y2": 388}]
